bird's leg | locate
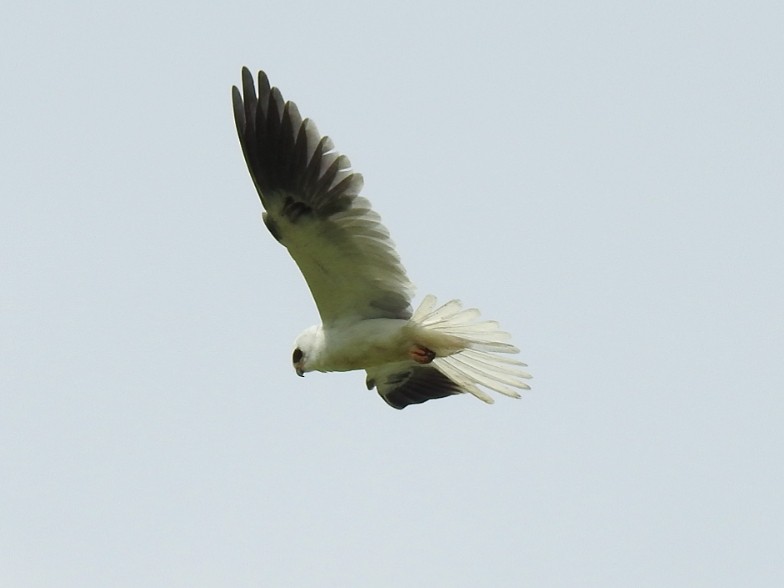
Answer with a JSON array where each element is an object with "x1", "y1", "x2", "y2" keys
[{"x1": 409, "y1": 344, "x2": 436, "y2": 364}]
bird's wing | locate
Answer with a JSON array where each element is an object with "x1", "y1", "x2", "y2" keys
[
  {"x1": 366, "y1": 362, "x2": 464, "y2": 409},
  {"x1": 232, "y1": 67, "x2": 414, "y2": 324}
]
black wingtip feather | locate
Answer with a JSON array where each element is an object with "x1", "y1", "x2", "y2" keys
[
  {"x1": 231, "y1": 86, "x2": 245, "y2": 132},
  {"x1": 376, "y1": 367, "x2": 463, "y2": 409},
  {"x1": 232, "y1": 67, "x2": 361, "y2": 221}
]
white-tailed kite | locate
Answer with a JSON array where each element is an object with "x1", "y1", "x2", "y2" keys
[{"x1": 232, "y1": 67, "x2": 531, "y2": 409}]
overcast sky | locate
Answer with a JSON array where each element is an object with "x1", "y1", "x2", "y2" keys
[{"x1": 2, "y1": 1, "x2": 783, "y2": 586}]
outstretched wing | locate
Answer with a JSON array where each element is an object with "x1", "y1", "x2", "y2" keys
[
  {"x1": 232, "y1": 67, "x2": 414, "y2": 323},
  {"x1": 366, "y1": 362, "x2": 464, "y2": 409}
]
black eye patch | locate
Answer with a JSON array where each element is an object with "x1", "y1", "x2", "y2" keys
[{"x1": 292, "y1": 348, "x2": 303, "y2": 363}]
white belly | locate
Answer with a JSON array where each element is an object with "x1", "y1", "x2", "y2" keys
[{"x1": 318, "y1": 318, "x2": 411, "y2": 372}]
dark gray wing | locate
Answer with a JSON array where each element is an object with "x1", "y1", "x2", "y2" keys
[
  {"x1": 366, "y1": 362, "x2": 464, "y2": 409},
  {"x1": 232, "y1": 67, "x2": 414, "y2": 323}
]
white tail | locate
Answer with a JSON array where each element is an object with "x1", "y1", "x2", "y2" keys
[{"x1": 411, "y1": 295, "x2": 532, "y2": 404}]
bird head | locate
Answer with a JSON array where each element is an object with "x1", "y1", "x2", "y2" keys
[{"x1": 292, "y1": 325, "x2": 322, "y2": 377}]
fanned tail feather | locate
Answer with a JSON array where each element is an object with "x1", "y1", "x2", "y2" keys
[{"x1": 412, "y1": 295, "x2": 532, "y2": 404}]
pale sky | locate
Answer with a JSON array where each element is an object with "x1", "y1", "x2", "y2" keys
[{"x1": 2, "y1": 1, "x2": 783, "y2": 586}]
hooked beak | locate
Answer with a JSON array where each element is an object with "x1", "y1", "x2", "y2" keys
[{"x1": 295, "y1": 365, "x2": 305, "y2": 377}]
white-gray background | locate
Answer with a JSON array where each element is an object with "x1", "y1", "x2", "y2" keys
[{"x1": 2, "y1": 1, "x2": 782, "y2": 586}]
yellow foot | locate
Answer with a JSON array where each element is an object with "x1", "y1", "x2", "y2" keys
[{"x1": 410, "y1": 344, "x2": 436, "y2": 364}]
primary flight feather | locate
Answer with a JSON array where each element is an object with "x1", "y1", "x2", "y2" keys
[{"x1": 232, "y1": 67, "x2": 531, "y2": 409}]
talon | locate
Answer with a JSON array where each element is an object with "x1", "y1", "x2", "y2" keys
[{"x1": 410, "y1": 344, "x2": 436, "y2": 364}]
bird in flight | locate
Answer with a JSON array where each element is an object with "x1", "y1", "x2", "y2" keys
[{"x1": 232, "y1": 67, "x2": 531, "y2": 409}]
